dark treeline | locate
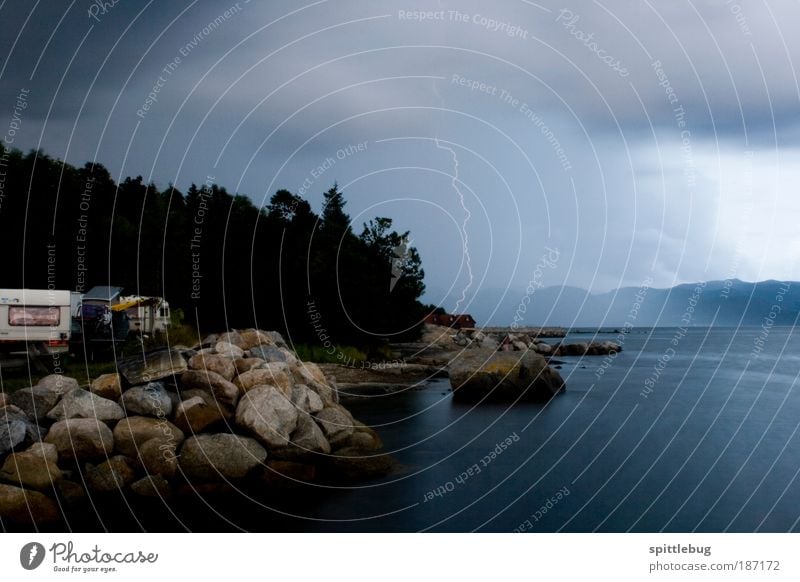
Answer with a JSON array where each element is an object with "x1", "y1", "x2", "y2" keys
[{"x1": 0, "y1": 145, "x2": 427, "y2": 345}]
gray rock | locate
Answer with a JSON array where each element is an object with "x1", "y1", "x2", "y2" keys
[
  {"x1": 188, "y1": 353, "x2": 236, "y2": 381},
  {"x1": 214, "y1": 341, "x2": 245, "y2": 359},
  {"x1": 36, "y1": 374, "x2": 80, "y2": 395},
  {"x1": 136, "y1": 437, "x2": 178, "y2": 479},
  {"x1": 290, "y1": 413, "x2": 330, "y2": 454},
  {"x1": 291, "y1": 384, "x2": 324, "y2": 414},
  {"x1": 315, "y1": 406, "x2": 355, "y2": 446},
  {"x1": 47, "y1": 388, "x2": 125, "y2": 422},
  {"x1": 0, "y1": 411, "x2": 27, "y2": 456},
  {"x1": 248, "y1": 345, "x2": 288, "y2": 363},
  {"x1": 10, "y1": 385, "x2": 65, "y2": 422},
  {"x1": 235, "y1": 385, "x2": 298, "y2": 448},
  {"x1": 179, "y1": 434, "x2": 266, "y2": 480},
  {"x1": 180, "y1": 370, "x2": 239, "y2": 408},
  {"x1": 233, "y1": 363, "x2": 293, "y2": 396},
  {"x1": 44, "y1": 418, "x2": 114, "y2": 463},
  {"x1": 120, "y1": 382, "x2": 173, "y2": 417}
]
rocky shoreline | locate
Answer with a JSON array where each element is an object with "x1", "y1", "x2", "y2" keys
[{"x1": 0, "y1": 329, "x2": 392, "y2": 528}]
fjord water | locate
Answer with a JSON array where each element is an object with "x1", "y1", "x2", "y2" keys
[{"x1": 298, "y1": 327, "x2": 800, "y2": 532}]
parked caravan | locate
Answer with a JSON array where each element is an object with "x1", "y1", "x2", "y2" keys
[
  {"x1": 117, "y1": 295, "x2": 171, "y2": 335},
  {"x1": 0, "y1": 289, "x2": 72, "y2": 357}
]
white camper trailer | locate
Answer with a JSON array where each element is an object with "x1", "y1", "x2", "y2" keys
[
  {"x1": 0, "y1": 289, "x2": 72, "y2": 356},
  {"x1": 117, "y1": 295, "x2": 171, "y2": 335}
]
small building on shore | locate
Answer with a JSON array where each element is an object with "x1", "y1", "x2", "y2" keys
[{"x1": 424, "y1": 312, "x2": 476, "y2": 329}]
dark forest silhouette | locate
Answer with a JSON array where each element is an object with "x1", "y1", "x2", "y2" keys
[{"x1": 0, "y1": 145, "x2": 427, "y2": 345}]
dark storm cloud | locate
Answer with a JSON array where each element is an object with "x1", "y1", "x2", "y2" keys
[{"x1": 2, "y1": 0, "x2": 799, "y2": 308}]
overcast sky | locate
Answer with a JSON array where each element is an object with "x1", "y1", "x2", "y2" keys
[{"x1": 2, "y1": 0, "x2": 799, "y2": 309}]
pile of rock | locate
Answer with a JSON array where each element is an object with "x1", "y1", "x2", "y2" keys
[
  {"x1": 0, "y1": 329, "x2": 391, "y2": 526},
  {"x1": 448, "y1": 328, "x2": 621, "y2": 357}
]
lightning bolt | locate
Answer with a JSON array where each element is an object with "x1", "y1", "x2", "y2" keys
[
  {"x1": 434, "y1": 139, "x2": 473, "y2": 312},
  {"x1": 29, "y1": 545, "x2": 38, "y2": 566}
]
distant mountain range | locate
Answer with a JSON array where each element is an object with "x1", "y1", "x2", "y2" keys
[{"x1": 466, "y1": 280, "x2": 800, "y2": 327}]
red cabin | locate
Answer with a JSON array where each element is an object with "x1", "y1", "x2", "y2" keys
[{"x1": 424, "y1": 312, "x2": 476, "y2": 329}]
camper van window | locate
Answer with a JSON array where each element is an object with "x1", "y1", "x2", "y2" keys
[{"x1": 8, "y1": 306, "x2": 61, "y2": 326}]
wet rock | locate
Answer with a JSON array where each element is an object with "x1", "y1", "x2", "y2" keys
[
  {"x1": 47, "y1": 388, "x2": 124, "y2": 423},
  {"x1": 179, "y1": 434, "x2": 266, "y2": 480},
  {"x1": 449, "y1": 349, "x2": 565, "y2": 402},
  {"x1": 44, "y1": 419, "x2": 114, "y2": 463}
]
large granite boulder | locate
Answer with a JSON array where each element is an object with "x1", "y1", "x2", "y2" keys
[
  {"x1": 44, "y1": 418, "x2": 114, "y2": 463},
  {"x1": 10, "y1": 384, "x2": 66, "y2": 422},
  {"x1": 180, "y1": 370, "x2": 239, "y2": 408},
  {"x1": 234, "y1": 363, "x2": 293, "y2": 396},
  {"x1": 188, "y1": 353, "x2": 236, "y2": 381},
  {"x1": 179, "y1": 434, "x2": 266, "y2": 480},
  {"x1": 90, "y1": 373, "x2": 122, "y2": 400},
  {"x1": 120, "y1": 382, "x2": 173, "y2": 417},
  {"x1": 85, "y1": 455, "x2": 138, "y2": 492},
  {"x1": 290, "y1": 413, "x2": 331, "y2": 454},
  {"x1": 291, "y1": 384, "x2": 324, "y2": 414},
  {"x1": 448, "y1": 349, "x2": 565, "y2": 402},
  {"x1": 0, "y1": 444, "x2": 63, "y2": 490},
  {"x1": 0, "y1": 408, "x2": 29, "y2": 456},
  {"x1": 136, "y1": 437, "x2": 178, "y2": 479},
  {"x1": 315, "y1": 405, "x2": 355, "y2": 446},
  {"x1": 0, "y1": 483, "x2": 59, "y2": 524},
  {"x1": 173, "y1": 396, "x2": 224, "y2": 434},
  {"x1": 112, "y1": 416, "x2": 184, "y2": 457},
  {"x1": 46, "y1": 388, "x2": 124, "y2": 423},
  {"x1": 235, "y1": 385, "x2": 298, "y2": 448}
]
